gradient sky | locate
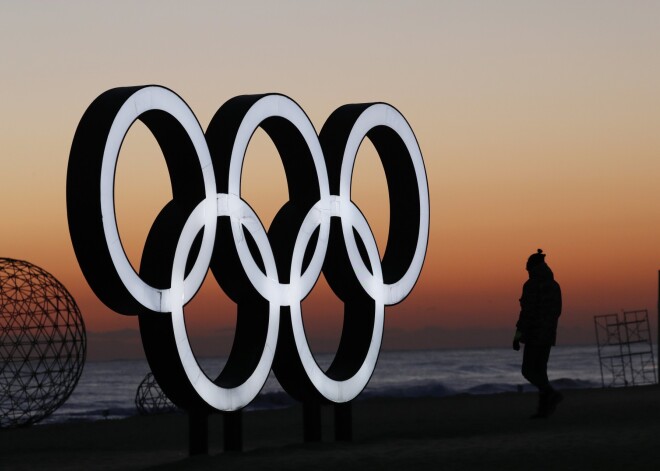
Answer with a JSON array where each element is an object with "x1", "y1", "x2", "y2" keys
[{"x1": 1, "y1": 1, "x2": 660, "y2": 359}]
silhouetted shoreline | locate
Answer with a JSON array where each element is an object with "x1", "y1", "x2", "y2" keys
[{"x1": 3, "y1": 384, "x2": 660, "y2": 470}]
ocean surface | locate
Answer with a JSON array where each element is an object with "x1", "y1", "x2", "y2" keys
[{"x1": 45, "y1": 345, "x2": 605, "y2": 424}]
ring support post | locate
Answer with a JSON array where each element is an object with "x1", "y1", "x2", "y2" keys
[
  {"x1": 223, "y1": 410, "x2": 244, "y2": 452},
  {"x1": 188, "y1": 412, "x2": 209, "y2": 456},
  {"x1": 303, "y1": 402, "x2": 322, "y2": 442},
  {"x1": 334, "y1": 402, "x2": 353, "y2": 442}
]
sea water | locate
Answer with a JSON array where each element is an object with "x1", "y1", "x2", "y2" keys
[{"x1": 44, "y1": 345, "x2": 605, "y2": 424}]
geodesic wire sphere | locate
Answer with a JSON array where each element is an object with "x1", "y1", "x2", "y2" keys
[
  {"x1": 135, "y1": 372, "x2": 178, "y2": 415},
  {"x1": 0, "y1": 258, "x2": 86, "y2": 428}
]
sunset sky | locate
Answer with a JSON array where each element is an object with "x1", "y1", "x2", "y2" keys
[{"x1": 1, "y1": 1, "x2": 660, "y2": 360}]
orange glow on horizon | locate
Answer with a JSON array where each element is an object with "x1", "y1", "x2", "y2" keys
[{"x1": 2, "y1": 2, "x2": 660, "y2": 359}]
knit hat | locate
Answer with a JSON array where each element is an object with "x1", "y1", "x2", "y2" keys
[{"x1": 526, "y1": 249, "x2": 546, "y2": 271}]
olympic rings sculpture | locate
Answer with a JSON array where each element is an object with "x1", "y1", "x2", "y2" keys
[{"x1": 67, "y1": 86, "x2": 429, "y2": 412}]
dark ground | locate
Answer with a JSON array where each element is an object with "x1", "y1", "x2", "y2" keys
[{"x1": 2, "y1": 385, "x2": 660, "y2": 470}]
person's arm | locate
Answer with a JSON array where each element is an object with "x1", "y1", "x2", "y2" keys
[
  {"x1": 515, "y1": 280, "x2": 539, "y2": 345},
  {"x1": 512, "y1": 330, "x2": 522, "y2": 351}
]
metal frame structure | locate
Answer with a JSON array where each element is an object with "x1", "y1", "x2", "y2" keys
[
  {"x1": 0, "y1": 258, "x2": 86, "y2": 427},
  {"x1": 135, "y1": 372, "x2": 178, "y2": 415},
  {"x1": 594, "y1": 310, "x2": 656, "y2": 388}
]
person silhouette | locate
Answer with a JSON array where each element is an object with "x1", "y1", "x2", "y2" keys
[{"x1": 512, "y1": 249, "x2": 563, "y2": 418}]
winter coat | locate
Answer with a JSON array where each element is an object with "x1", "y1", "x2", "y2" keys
[{"x1": 516, "y1": 263, "x2": 562, "y2": 346}]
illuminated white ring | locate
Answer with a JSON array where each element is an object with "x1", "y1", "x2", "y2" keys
[
  {"x1": 227, "y1": 94, "x2": 332, "y2": 305},
  {"x1": 339, "y1": 104, "x2": 429, "y2": 305},
  {"x1": 287, "y1": 197, "x2": 333, "y2": 305},
  {"x1": 70, "y1": 86, "x2": 429, "y2": 410},
  {"x1": 99, "y1": 86, "x2": 217, "y2": 313},
  {"x1": 170, "y1": 195, "x2": 279, "y2": 410},
  {"x1": 289, "y1": 196, "x2": 384, "y2": 402}
]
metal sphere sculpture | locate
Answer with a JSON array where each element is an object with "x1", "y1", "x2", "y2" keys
[
  {"x1": 135, "y1": 372, "x2": 178, "y2": 415},
  {"x1": 0, "y1": 258, "x2": 86, "y2": 428}
]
